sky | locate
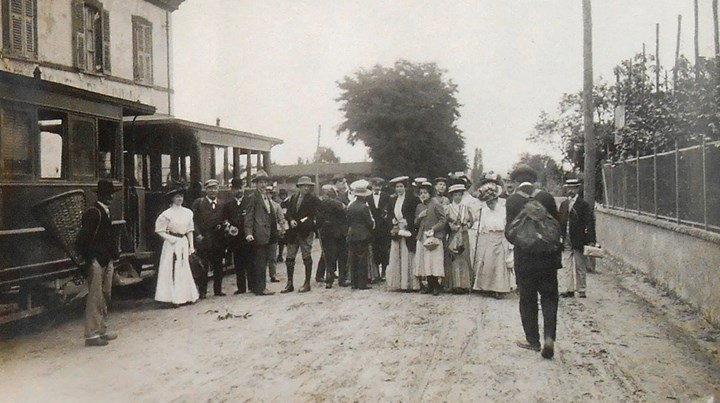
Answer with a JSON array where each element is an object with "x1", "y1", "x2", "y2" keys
[{"x1": 171, "y1": 0, "x2": 716, "y2": 175}]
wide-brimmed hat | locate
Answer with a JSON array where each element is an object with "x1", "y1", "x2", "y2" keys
[
  {"x1": 350, "y1": 179, "x2": 372, "y2": 197},
  {"x1": 478, "y1": 180, "x2": 503, "y2": 202},
  {"x1": 418, "y1": 181, "x2": 434, "y2": 192},
  {"x1": 252, "y1": 170, "x2": 270, "y2": 183},
  {"x1": 413, "y1": 177, "x2": 428, "y2": 187},
  {"x1": 296, "y1": 176, "x2": 314, "y2": 187},
  {"x1": 389, "y1": 176, "x2": 409, "y2": 185},
  {"x1": 479, "y1": 172, "x2": 503, "y2": 187},
  {"x1": 370, "y1": 177, "x2": 385, "y2": 185},
  {"x1": 564, "y1": 178, "x2": 582, "y2": 187},
  {"x1": 95, "y1": 179, "x2": 120, "y2": 197},
  {"x1": 204, "y1": 179, "x2": 219, "y2": 188},
  {"x1": 165, "y1": 186, "x2": 186, "y2": 199},
  {"x1": 510, "y1": 164, "x2": 538, "y2": 183},
  {"x1": 447, "y1": 184, "x2": 466, "y2": 194}
]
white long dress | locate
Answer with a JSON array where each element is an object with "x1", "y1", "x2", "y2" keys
[
  {"x1": 154, "y1": 205, "x2": 199, "y2": 304},
  {"x1": 472, "y1": 198, "x2": 515, "y2": 293}
]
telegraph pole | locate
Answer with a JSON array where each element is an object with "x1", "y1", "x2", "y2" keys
[{"x1": 582, "y1": 0, "x2": 596, "y2": 204}]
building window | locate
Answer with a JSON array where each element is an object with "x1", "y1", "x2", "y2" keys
[
  {"x1": 0, "y1": 104, "x2": 34, "y2": 178},
  {"x1": 132, "y1": 16, "x2": 153, "y2": 84},
  {"x1": 38, "y1": 109, "x2": 68, "y2": 179},
  {"x1": 72, "y1": 0, "x2": 110, "y2": 73},
  {"x1": 2, "y1": 0, "x2": 38, "y2": 58}
]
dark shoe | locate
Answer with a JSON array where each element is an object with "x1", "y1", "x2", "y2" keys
[
  {"x1": 280, "y1": 284, "x2": 294, "y2": 293},
  {"x1": 276, "y1": 257, "x2": 284, "y2": 263},
  {"x1": 85, "y1": 337, "x2": 109, "y2": 347},
  {"x1": 339, "y1": 281, "x2": 350, "y2": 287},
  {"x1": 234, "y1": 289, "x2": 246, "y2": 295},
  {"x1": 560, "y1": 292, "x2": 575, "y2": 298},
  {"x1": 270, "y1": 277, "x2": 280, "y2": 283},
  {"x1": 326, "y1": 283, "x2": 333, "y2": 289},
  {"x1": 255, "y1": 289, "x2": 275, "y2": 296},
  {"x1": 199, "y1": 294, "x2": 207, "y2": 300},
  {"x1": 214, "y1": 292, "x2": 227, "y2": 297},
  {"x1": 578, "y1": 291, "x2": 587, "y2": 298},
  {"x1": 432, "y1": 288, "x2": 440, "y2": 296},
  {"x1": 100, "y1": 333, "x2": 118, "y2": 341},
  {"x1": 541, "y1": 338, "x2": 555, "y2": 359},
  {"x1": 356, "y1": 286, "x2": 371, "y2": 290},
  {"x1": 298, "y1": 283, "x2": 311, "y2": 293},
  {"x1": 419, "y1": 287, "x2": 430, "y2": 294},
  {"x1": 516, "y1": 340, "x2": 541, "y2": 352},
  {"x1": 315, "y1": 277, "x2": 325, "y2": 283}
]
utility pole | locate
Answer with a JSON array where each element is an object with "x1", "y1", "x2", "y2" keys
[
  {"x1": 582, "y1": 0, "x2": 596, "y2": 204},
  {"x1": 695, "y1": 0, "x2": 700, "y2": 76},
  {"x1": 714, "y1": 0, "x2": 720, "y2": 57},
  {"x1": 674, "y1": 15, "x2": 682, "y2": 88}
]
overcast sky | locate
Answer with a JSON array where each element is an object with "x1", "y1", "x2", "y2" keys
[{"x1": 172, "y1": 0, "x2": 716, "y2": 175}]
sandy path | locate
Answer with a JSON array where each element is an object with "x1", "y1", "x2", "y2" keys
[{"x1": 1, "y1": 242, "x2": 718, "y2": 402}]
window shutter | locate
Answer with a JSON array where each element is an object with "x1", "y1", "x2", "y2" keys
[
  {"x1": 143, "y1": 23, "x2": 153, "y2": 83},
  {"x1": 1, "y1": 1, "x2": 8, "y2": 51},
  {"x1": 10, "y1": 0, "x2": 23, "y2": 53},
  {"x1": 101, "y1": 9, "x2": 111, "y2": 72},
  {"x1": 71, "y1": 0, "x2": 85, "y2": 70},
  {"x1": 132, "y1": 19, "x2": 139, "y2": 80},
  {"x1": 29, "y1": 0, "x2": 38, "y2": 56}
]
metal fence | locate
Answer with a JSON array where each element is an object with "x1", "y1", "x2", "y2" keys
[{"x1": 602, "y1": 139, "x2": 720, "y2": 234}]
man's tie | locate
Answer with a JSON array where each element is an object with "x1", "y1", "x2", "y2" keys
[{"x1": 211, "y1": 200, "x2": 216, "y2": 210}]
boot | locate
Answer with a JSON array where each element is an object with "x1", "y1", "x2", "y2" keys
[
  {"x1": 298, "y1": 258, "x2": 312, "y2": 293},
  {"x1": 281, "y1": 263, "x2": 294, "y2": 293}
]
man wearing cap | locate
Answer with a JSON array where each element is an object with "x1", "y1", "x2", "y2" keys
[
  {"x1": 369, "y1": 177, "x2": 391, "y2": 281},
  {"x1": 243, "y1": 170, "x2": 277, "y2": 296},
  {"x1": 223, "y1": 178, "x2": 252, "y2": 294},
  {"x1": 346, "y1": 180, "x2": 375, "y2": 290},
  {"x1": 506, "y1": 164, "x2": 562, "y2": 359},
  {"x1": 316, "y1": 184, "x2": 348, "y2": 288},
  {"x1": 77, "y1": 179, "x2": 120, "y2": 346},
  {"x1": 558, "y1": 178, "x2": 596, "y2": 299},
  {"x1": 282, "y1": 176, "x2": 320, "y2": 293},
  {"x1": 266, "y1": 185, "x2": 287, "y2": 283},
  {"x1": 192, "y1": 179, "x2": 227, "y2": 298},
  {"x1": 434, "y1": 177, "x2": 450, "y2": 206}
]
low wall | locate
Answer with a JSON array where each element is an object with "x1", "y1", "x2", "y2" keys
[{"x1": 596, "y1": 207, "x2": 720, "y2": 327}]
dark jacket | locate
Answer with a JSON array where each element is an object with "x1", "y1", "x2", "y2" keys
[
  {"x1": 415, "y1": 197, "x2": 447, "y2": 239},
  {"x1": 316, "y1": 197, "x2": 347, "y2": 239},
  {"x1": 558, "y1": 196, "x2": 596, "y2": 251},
  {"x1": 77, "y1": 202, "x2": 118, "y2": 267},
  {"x1": 243, "y1": 190, "x2": 277, "y2": 246},
  {"x1": 285, "y1": 191, "x2": 319, "y2": 240},
  {"x1": 388, "y1": 193, "x2": 420, "y2": 253},
  {"x1": 346, "y1": 198, "x2": 374, "y2": 243},
  {"x1": 223, "y1": 195, "x2": 250, "y2": 248},
  {"x1": 505, "y1": 184, "x2": 562, "y2": 272},
  {"x1": 369, "y1": 191, "x2": 392, "y2": 240},
  {"x1": 191, "y1": 196, "x2": 225, "y2": 252}
]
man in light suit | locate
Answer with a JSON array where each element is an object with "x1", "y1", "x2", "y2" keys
[
  {"x1": 558, "y1": 178, "x2": 596, "y2": 298},
  {"x1": 346, "y1": 180, "x2": 375, "y2": 290},
  {"x1": 192, "y1": 179, "x2": 226, "y2": 298},
  {"x1": 243, "y1": 170, "x2": 277, "y2": 296}
]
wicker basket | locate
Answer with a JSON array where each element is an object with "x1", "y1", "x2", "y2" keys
[{"x1": 31, "y1": 190, "x2": 87, "y2": 266}]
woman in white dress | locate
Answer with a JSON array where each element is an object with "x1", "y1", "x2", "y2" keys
[
  {"x1": 414, "y1": 181, "x2": 446, "y2": 296},
  {"x1": 444, "y1": 183, "x2": 475, "y2": 293},
  {"x1": 386, "y1": 176, "x2": 421, "y2": 291},
  {"x1": 155, "y1": 186, "x2": 199, "y2": 306},
  {"x1": 472, "y1": 174, "x2": 515, "y2": 298}
]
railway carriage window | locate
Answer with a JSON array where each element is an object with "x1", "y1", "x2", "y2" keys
[
  {"x1": 214, "y1": 145, "x2": 228, "y2": 186},
  {"x1": 161, "y1": 154, "x2": 171, "y2": 185},
  {"x1": 68, "y1": 115, "x2": 97, "y2": 180},
  {"x1": 38, "y1": 110, "x2": 67, "y2": 179},
  {"x1": 98, "y1": 120, "x2": 118, "y2": 179},
  {"x1": 0, "y1": 105, "x2": 34, "y2": 178}
]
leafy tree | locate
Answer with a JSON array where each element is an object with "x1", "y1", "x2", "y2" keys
[
  {"x1": 336, "y1": 60, "x2": 467, "y2": 177},
  {"x1": 313, "y1": 146, "x2": 340, "y2": 164}
]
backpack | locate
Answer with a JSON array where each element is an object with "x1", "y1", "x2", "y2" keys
[{"x1": 505, "y1": 189, "x2": 563, "y2": 255}]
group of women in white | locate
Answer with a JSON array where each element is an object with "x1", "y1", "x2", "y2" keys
[{"x1": 385, "y1": 174, "x2": 515, "y2": 297}]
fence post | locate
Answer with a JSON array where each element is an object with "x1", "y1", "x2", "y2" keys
[
  {"x1": 653, "y1": 137, "x2": 658, "y2": 217},
  {"x1": 636, "y1": 150, "x2": 641, "y2": 213},
  {"x1": 675, "y1": 139, "x2": 680, "y2": 224},
  {"x1": 623, "y1": 159, "x2": 628, "y2": 211},
  {"x1": 702, "y1": 135, "x2": 708, "y2": 230}
]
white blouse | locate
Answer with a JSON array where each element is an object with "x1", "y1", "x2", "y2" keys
[{"x1": 478, "y1": 198, "x2": 506, "y2": 233}]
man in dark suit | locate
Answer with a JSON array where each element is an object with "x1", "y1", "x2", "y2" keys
[
  {"x1": 505, "y1": 165, "x2": 562, "y2": 360},
  {"x1": 333, "y1": 175, "x2": 352, "y2": 206},
  {"x1": 369, "y1": 177, "x2": 391, "y2": 281},
  {"x1": 558, "y1": 178, "x2": 596, "y2": 298},
  {"x1": 316, "y1": 185, "x2": 348, "y2": 288},
  {"x1": 192, "y1": 179, "x2": 226, "y2": 298},
  {"x1": 243, "y1": 170, "x2": 277, "y2": 296},
  {"x1": 282, "y1": 176, "x2": 320, "y2": 293},
  {"x1": 77, "y1": 179, "x2": 120, "y2": 347},
  {"x1": 223, "y1": 178, "x2": 253, "y2": 295},
  {"x1": 346, "y1": 180, "x2": 375, "y2": 290}
]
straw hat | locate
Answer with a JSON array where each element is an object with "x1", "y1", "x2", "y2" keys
[
  {"x1": 350, "y1": 179, "x2": 372, "y2": 197},
  {"x1": 296, "y1": 176, "x2": 314, "y2": 187},
  {"x1": 447, "y1": 184, "x2": 466, "y2": 194}
]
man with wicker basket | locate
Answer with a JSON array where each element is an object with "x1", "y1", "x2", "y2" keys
[{"x1": 76, "y1": 179, "x2": 120, "y2": 347}]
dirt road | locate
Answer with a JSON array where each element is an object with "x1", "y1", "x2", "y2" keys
[{"x1": 1, "y1": 245, "x2": 719, "y2": 402}]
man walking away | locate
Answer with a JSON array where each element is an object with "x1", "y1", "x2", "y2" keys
[
  {"x1": 316, "y1": 185, "x2": 348, "y2": 289},
  {"x1": 505, "y1": 165, "x2": 562, "y2": 359},
  {"x1": 77, "y1": 179, "x2": 120, "y2": 347},
  {"x1": 558, "y1": 178, "x2": 596, "y2": 299},
  {"x1": 346, "y1": 180, "x2": 374, "y2": 290}
]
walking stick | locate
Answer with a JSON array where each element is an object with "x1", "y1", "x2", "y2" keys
[{"x1": 469, "y1": 206, "x2": 482, "y2": 295}]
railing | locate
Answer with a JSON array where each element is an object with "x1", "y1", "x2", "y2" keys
[{"x1": 602, "y1": 139, "x2": 720, "y2": 234}]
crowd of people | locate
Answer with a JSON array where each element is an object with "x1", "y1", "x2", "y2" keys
[{"x1": 78, "y1": 165, "x2": 597, "y2": 359}]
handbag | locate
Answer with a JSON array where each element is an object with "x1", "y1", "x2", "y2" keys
[
  {"x1": 448, "y1": 230, "x2": 464, "y2": 254},
  {"x1": 423, "y1": 236, "x2": 441, "y2": 251},
  {"x1": 583, "y1": 244, "x2": 605, "y2": 258}
]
